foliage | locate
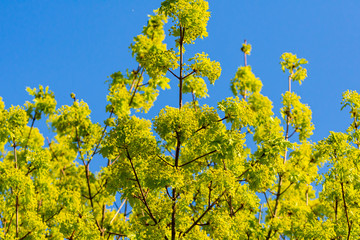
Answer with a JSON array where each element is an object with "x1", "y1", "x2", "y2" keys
[{"x1": 0, "y1": 0, "x2": 359, "y2": 239}]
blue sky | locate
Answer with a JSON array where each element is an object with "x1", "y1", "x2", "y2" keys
[{"x1": 1, "y1": 0, "x2": 360, "y2": 146}]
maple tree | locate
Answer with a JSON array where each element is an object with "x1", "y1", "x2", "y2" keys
[{"x1": 1, "y1": 0, "x2": 359, "y2": 239}]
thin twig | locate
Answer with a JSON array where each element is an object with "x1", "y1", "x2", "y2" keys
[
  {"x1": 24, "y1": 115, "x2": 36, "y2": 150},
  {"x1": 106, "y1": 231, "x2": 126, "y2": 237},
  {"x1": 288, "y1": 129, "x2": 297, "y2": 139},
  {"x1": 279, "y1": 182, "x2": 294, "y2": 196},
  {"x1": 88, "y1": 110, "x2": 114, "y2": 165},
  {"x1": 45, "y1": 207, "x2": 64, "y2": 222},
  {"x1": 126, "y1": 148, "x2": 158, "y2": 224},
  {"x1": 167, "y1": 68, "x2": 179, "y2": 80},
  {"x1": 157, "y1": 155, "x2": 175, "y2": 167},
  {"x1": 179, "y1": 150, "x2": 217, "y2": 167},
  {"x1": 182, "y1": 190, "x2": 226, "y2": 237},
  {"x1": 129, "y1": 68, "x2": 145, "y2": 107},
  {"x1": 19, "y1": 231, "x2": 32, "y2": 240},
  {"x1": 183, "y1": 69, "x2": 196, "y2": 80},
  {"x1": 263, "y1": 192, "x2": 274, "y2": 218}
]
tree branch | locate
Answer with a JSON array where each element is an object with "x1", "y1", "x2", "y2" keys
[
  {"x1": 174, "y1": 131, "x2": 181, "y2": 168},
  {"x1": 194, "y1": 116, "x2": 227, "y2": 134},
  {"x1": 45, "y1": 207, "x2": 64, "y2": 222},
  {"x1": 232, "y1": 203, "x2": 245, "y2": 217},
  {"x1": 88, "y1": 110, "x2": 113, "y2": 165},
  {"x1": 157, "y1": 155, "x2": 174, "y2": 167},
  {"x1": 129, "y1": 68, "x2": 145, "y2": 107},
  {"x1": 265, "y1": 174, "x2": 282, "y2": 240},
  {"x1": 110, "y1": 199, "x2": 127, "y2": 224},
  {"x1": 24, "y1": 115, "x2": 36, "y2": 150},
  {"x1": 178, "y1": 26, "x2": 184, "y2": 109},
  {"x1": 279, "y1": 181, "x2": 294, "y2": 196},
  {"x1": 341, "y1": 182, "x2": 352, "y2": 240},
  {"x1": 272, "y1": 174, "x2": 282, "y2": 217},
  {"x1": 179, "y1": 150, "x2": 217, "y2": 167},
  {"x1": 171, "y1": 188, "x2": 176, "y2": 240},
  {"x1": 83, "y1": 163, "x2": 102, "y2": 232},
  {"x1": 182, "y1": 190, "x2": 226, "y2": 237},
  {"x1": 183, "y1": 69, "x2": 195, "y2": 80},
  {"x1": 168, "y1": 68, "x2": 179, "y2": 80},
  {"x1": 288, "y1": 128, "x2": 298, "y2": 139},
  {"x1": 126, "y1": 148, "x2": 158, "y2": 224},
  {"x1": 106, "y1": 231, "x2": 126, "y2": 237},
  {"x1": 263, "y1": 192, "x2": 274, "y2": 218},
  {"x1": 19, "y1": 231, "x2": 32, "y2": 240},
  {"x1": 13, "y1": 140, "x2": 19, "y2": 238}
]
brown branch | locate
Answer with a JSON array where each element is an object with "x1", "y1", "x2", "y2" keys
[
  {"x1": 171, "y1": 27, "x2": 186, "y2": 240},
  {"x1": 45, "y1": 137, "x2": 66, "y2": 178},
  {"x1": 179, "y1": 150, "x2": 217, "y2": 168},
  {"x1": 166, "y1": 187, "x2": 173, "y2": 200},
  {"x1": 263, "y1": 192, "x2": 274, "y2": 218},
  {"x1": 92, "y1": 179, "x2": 108, "y2": 200},
  {"x1": 232, "y1": 203, "x2": 245, "y2": 217},
  {"x1": 69, "y1": 230, "x2": 76, "y2": 240},
  {"x1": 75, "y1": 122, "x2": 103, "y2": 233},
  {"x1": 168, "y1": 68, "x2": 180, "y2": 80},
  {"x1": 101, "y1": 204, "x2": 106, "y2": 237},
  {"x1": 335, "y1": 196, "x2": 338, "y2": 223},
  {"x1": 106, "y1": 231, "x2": 126, "y2": 237},
  {"x1": 25, "y1": 166, "x2": 37, "y2": 176},
  {"x1": 194, "y1": 116, "x2": 227, "y2": 134},
  {"x1": 126, "y1": 148, "x2": 158, "y2": 224},
  {"x1": 196, "y1": 222, "x2": 210, "y2": 226},
  {"x1": 24, "y1": 115, "x2": 36, "y2": 150},
  {"x1": 45, "y1": 207, "x2": 64, "y2": 222},
  {"x1": 238, "y1": 169, "x2": 249, "y2": 180},
  {"x1": 157, "y1": 155, "x2": 174, "y2": 167},
  {"x1": 179, "y1": 26, "x2": 184, "y2": 110},
  {"x1": 279, "y1": 181, "x2": 294, "y2": 196},
  {"x1": 129, "y1": 68, "x2": 145, "y2": 107},
  {"x1": 13, "y1": 141, "x2": 18, "y2": 169},
  {"x1": 218, "y1": 116, "x2": 228, "y2": 122},
  {"x1": 288, "y1": 129, "x2": 298, "y2": 139},
  {"x1": 130, "y1": 65, "x2": 141, "y2": 92},
  {"x1": 174, "y1": 132, "x2": 181, "y2": 168},
  {"x1": 341, "y1": 182, "x2": 352, "y2": 240},
  {"x1": 138, "y1": 82, "x2": 149, "y2": 87},
  {"x1": 5, "y1": 213, "x2": 15, "y2": 237},
  {"x1": 244, "y1": 39, "x2": 248, "y2": 67},
  {"x1": 182, "y1": 190, "x2": 226, "y2": 237},
  {"x1": 84, "y1": 164, "x2": 102, "y2": 232},
  {"x1": 15, "y1": 196, "x2": 19, "y2": 238},
  {"x1": 73, "y1": 121, "x2": 102, "y2": 231},
  {"x1": 19, "y1": 231, "x2": 32, "y2": 240},
  {"x1": 272, "y1": 174, "x2": 283, "y2": 217},
  {"x1": 12, "y1": 140, "x2": 19, "y2": 238},
  {"x1": 208, "y1": 181, "x2": 212, "y2": 206},
  {"x1": 183, "y1": 69, "x2": 196, "y2": 80},
  {"x1": 265, "y1": 175, "x2": 283, "y2": 240},
  {"x1": 88, "y1": 110, "x2": 114, "y2": 165},
  {"x1": 194, "y1": 125, "x2": 208, "y2": 133},
  {"x1": 171, "y1": 188, "x2": 176, "y2": 240}
]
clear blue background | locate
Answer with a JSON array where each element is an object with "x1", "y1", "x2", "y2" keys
[{"x1": 1, "y1": 0, "x2": 360, "y2": 146}]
